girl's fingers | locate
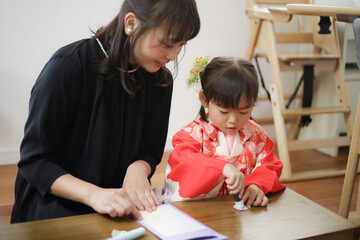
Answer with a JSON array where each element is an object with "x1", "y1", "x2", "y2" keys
[
  {"x1": 243, "y1": 189, "x2": 257, "y2": 208},
  {"x1": 238, "y1": 188, "x2": 245, "y2": 199},
  {"x1": 225, "y1": 177, "x2": 234, "y2": 185},
  {"x1": 252, "y1": 194, "x2": 263, "y2": 207},
  {"x1": 261, "y1": 195, "x2": 269, "y2": 206},
  {"x1": 241, "y1": 190, "x2": 249, "y2": 204},
  {"x1": 227, "y1": 176, "x2": 239, "y2": 187},
  {"x1": 239, "y1": 179, "x2": 245, "y2": 192},
  {"x1": 245, "y1": 192, "x2": 256, "y2": 208}
]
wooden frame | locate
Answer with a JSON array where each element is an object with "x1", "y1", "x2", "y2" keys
[
  {"x1": 245, "y1": 0, "x2": 353, "y2": 181},
  {"x1": 339, "y1": 95, "x2": 360, "y2": 224}
]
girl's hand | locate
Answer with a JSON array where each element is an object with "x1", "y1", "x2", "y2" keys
[
  {"x1": 241, "y1": 184, "x2": 268, "y2": 208},
  {"x1": 87, "y1": 187, "x2": 142, "y2": 220},
  {"x1": 222, "y1": 163, "x2": 246, "y2": 196},
  {"x1": 123, "y1": 160, "x2": 160, "y2": 212}
]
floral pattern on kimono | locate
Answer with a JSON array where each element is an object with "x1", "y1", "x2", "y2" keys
[{"x1": 157, "y1": 118, "x2": 285, "y2": 203}]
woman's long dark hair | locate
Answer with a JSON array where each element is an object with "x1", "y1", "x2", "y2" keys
[
  {"x1": 91, "y1": 0, "x2": 200, "y2": 95},
  {"x1": 199, "y1": 57, "x2": 259, "y2": 122}
]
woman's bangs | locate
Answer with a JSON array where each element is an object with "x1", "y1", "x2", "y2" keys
[{"x1": 162, "y1": 8, "x2": 200, "y2": 42}]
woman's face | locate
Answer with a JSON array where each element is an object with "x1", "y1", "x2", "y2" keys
[{"x1": 133, "y1": 27, "x2": 187, "y2": 73}]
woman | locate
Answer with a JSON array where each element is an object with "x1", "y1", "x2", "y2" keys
[{"x1": 11, "y1": 0, "x2": 200, "y2": 223}]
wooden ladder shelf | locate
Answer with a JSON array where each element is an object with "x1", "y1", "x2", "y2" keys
[{"x1": 245, "y1": 0, "x2": 354, "y2": 182}]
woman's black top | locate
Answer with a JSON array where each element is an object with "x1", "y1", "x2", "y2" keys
[{"x1": 11, "y1": 39, "x2": 173, "y2": 223}]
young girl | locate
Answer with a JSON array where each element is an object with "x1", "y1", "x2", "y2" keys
[
  {"x1": 159, "y1": 57, "x2": 285, "y2": 208},
  {"x1": 11, "y1": 0, "x2": 200, "y2": 223}
]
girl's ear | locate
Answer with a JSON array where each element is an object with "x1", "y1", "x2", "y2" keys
[
  {"x1": 124, "y1": 12, "x2": 139, "y2": 36},
  {"x1": 199, "y1": 91, "x2": 209, "y2": 108}
]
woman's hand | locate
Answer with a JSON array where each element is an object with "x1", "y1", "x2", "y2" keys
[
  {"x1": 241, "y1": 184, "x2": 268, "y2": 209},
  {"x1": 222, "y1": 163, "x2": 246, "y2": 196},
  {"x1": 87, "y1": 187, "x2": 142, "y2": 220},
  {"x1": 49, "y1": 174, "x2": 142, "y2": 220},
  {"x1": 123, "y1": 160, "x2": 160, "y2": 212}
]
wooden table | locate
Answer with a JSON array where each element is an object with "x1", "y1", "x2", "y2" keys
[{"x1": 0, "y1": 188, "x2": 358, "y2": 240}]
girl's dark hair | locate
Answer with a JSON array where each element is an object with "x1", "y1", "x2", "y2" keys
[
  {"x1": 91, "y1": 0, "x2": 200, "y2": 95},
  {"x1": 199, "y1": 57, "x2": 259, "y2": 122}
]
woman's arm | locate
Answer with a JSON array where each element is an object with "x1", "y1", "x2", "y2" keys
[
  {"x1": 50, "y1": 174, "x2": 142, "y2": 220},
  {"x1": 123, "y1": 160, "x2": 159, "y2": 212},
  {"x1": 19, "y1": 56, "x2": 82, "y2": 196},
  {"x1": 123, "y1": 82, "x2": 173, "y2": 212}
]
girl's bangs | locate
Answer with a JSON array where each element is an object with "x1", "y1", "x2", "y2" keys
[
  {"x1": 212, "y1": 85, "x2": 243, "y2": 110},
  {"x1": 211, "y1": 74, "x2": 256, "y2": 109}
]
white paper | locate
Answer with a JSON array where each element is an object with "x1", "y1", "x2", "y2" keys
[
  {"x1": 233, "y1": 200, "x2": 248, "y2": 211},
  {"x1": 139, "y1": 204, "x2": 206, "y2": 237}
]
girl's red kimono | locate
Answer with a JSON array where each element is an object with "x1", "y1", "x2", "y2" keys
[{"x1": 157, "y1": 118, "x2": 286, "y2": 203}]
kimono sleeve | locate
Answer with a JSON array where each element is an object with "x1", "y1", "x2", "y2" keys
[
  {"x1": 166, "y1": 130, "x2": 228, "y2": 198},
  {"x1": 245, "y1": 137, "x2": 286, "y2": 194}
]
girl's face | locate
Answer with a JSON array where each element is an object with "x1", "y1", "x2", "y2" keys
[
  {"x1": 200, "y1": 93, "x2": 254, "y2": 135},
  {"x1": 133, "y1": 27, "x2": 187, "y2": 73}
]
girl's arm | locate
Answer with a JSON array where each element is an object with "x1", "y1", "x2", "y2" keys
[
  {"x1": 50, "y1": 174, "x2": 142, "y2": 220},
  {"x1": 239, "y1": 134, "x2": 285, "y2": 208},
  {"x1": 166, "y1": 130, "x2": 228, "y2": 198},
  {"x1": 222, "y1": 163, "x2": 246, "y2": 196},
  {"x1": 241, "y1": 184, "x2": 269, "y2": 208},
  {"x1": 244, "y1": 137, "x2": 286, "y2": 194}
]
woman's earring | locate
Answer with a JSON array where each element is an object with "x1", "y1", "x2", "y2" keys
[{"x1": 127, "y1": 28, "x2": 132, "y2": 33}]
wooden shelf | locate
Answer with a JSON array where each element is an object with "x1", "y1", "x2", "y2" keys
[
  {"x1": 288, "y1": 136, "x2": 351, "y2": 151},
  {"x1": 283, "y1": 106, "x2": 351, "y2": 116}
]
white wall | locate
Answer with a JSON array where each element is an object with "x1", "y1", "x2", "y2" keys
[
  {"x1": 0, "y1": 0, "x2": 258, "y2": 164},
  {"x1": 3, "y1": 0, "x2": 350, "y2": 164},
  {"x1": 0, "y1": 0, "x2": 127, "y2": 164}
]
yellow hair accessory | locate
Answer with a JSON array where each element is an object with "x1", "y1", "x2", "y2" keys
[{"x1": 187, "y1": 56, "x2": 209, "y2": 88}]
